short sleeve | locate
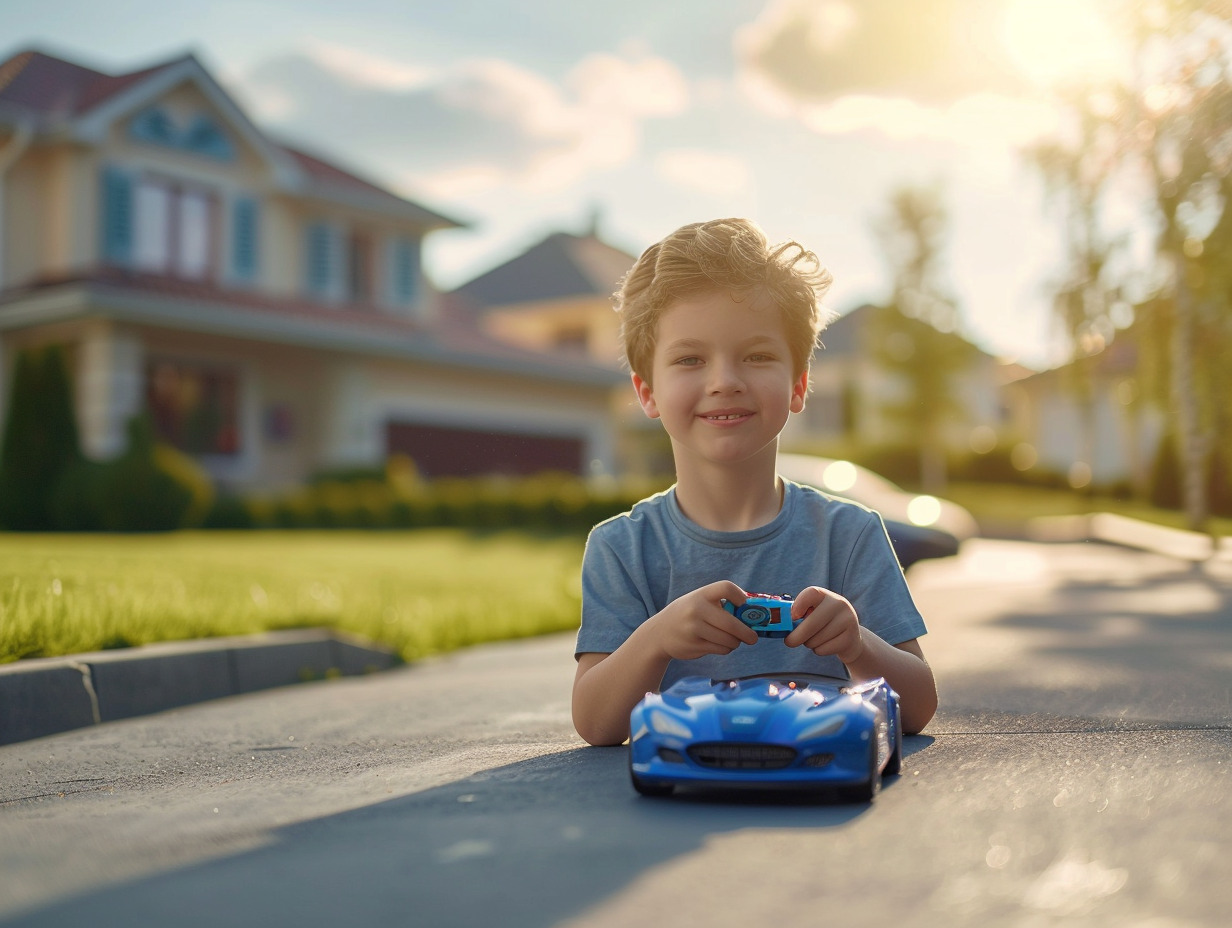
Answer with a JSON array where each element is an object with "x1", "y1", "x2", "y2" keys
[
  {"x1": 575, "y1": 526, "x2": 655, "y2": 657},
  {"x1": 836, "y1": 510, "x2": 928, "y2": 646}
]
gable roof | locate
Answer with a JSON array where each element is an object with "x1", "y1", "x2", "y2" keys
[
  {"x1": 452, "y1": 231, "x2": 637, "y2": 310},
  {"x1": 0, "y1": 49, "x2": 174, "y2": 118},
  {"x1": 0, "y1": 48, "x2": 463, "y2": 229}
]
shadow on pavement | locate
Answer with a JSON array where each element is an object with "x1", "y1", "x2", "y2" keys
[
  {"x1": 938, "y1": 559, "x2": 1232, "y2": 730},
  {"x1": 2, "y1": 736, "x2": 932, "y2": 928}
]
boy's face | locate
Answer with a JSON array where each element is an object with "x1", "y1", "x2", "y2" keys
[{"x1": 632, "y1": 289, "x2": 808, "y2": 473}]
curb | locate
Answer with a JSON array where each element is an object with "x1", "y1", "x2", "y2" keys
[
  {"x1": 0, "y1": 629, "x2": 400, "y2": 746},
  {"x1": 1025, "y1": 512, "x2": 1232, "y2": 564}
]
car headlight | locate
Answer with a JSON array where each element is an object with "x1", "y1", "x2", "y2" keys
[
  {"x1": 649, "y1": 710, "x2": 693, "y2": 739},
  {"x1": 907, "y1": 495, "x2": 942, "y2": 527},
  {"x1": 799, "y1": 716, "x2": 846, "y2": 740}
]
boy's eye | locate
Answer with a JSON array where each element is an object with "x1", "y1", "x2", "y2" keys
[
  {"x1": 674, "y1": 356, "x2": 703, "y2": 366},
  {"x1": 746, "y1": 353, "x2": 774, "y2": 362}
]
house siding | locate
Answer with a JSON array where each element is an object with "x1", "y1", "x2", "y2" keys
[{"x1": 0, "y1": 49, "x2": 625, "y2": 491}]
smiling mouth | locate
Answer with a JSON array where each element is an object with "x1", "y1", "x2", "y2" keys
[{"x1": 701, "y1": 412, "x2": 752, "y2": 422}]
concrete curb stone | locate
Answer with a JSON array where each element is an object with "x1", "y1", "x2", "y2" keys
[
  {"x1": 0, "y1": 629, "x2": 399, "y2": 746},
  {"x1": 1027, "y1": 512, "x2": 1232, "y2": 564}
]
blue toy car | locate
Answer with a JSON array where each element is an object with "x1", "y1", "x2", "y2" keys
[{"x1": 629, "y1": 672, "x2": 901, "y2": 801}]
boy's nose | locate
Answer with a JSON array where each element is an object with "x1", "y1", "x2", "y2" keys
[{"x1": 706, "y1": 361, "x2": 744, "y2": 394}]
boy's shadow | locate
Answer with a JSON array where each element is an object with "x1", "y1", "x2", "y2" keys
[{"x1": 4, "y1": 737, "x2": 933, "y2": 928}]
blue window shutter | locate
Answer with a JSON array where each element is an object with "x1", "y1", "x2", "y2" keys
[
  {"x1": 232, "y1": 197, "x2": 259, "y2": 282},
  {"x1": 101, "y1": 167, "x2": 133, "y2": 264},
  {"x1": 393, "y1": 237, "x2": 420, "y2": 305},
  {"x1": 305, "y1": 222, "x2": 332, "y2": 297}
]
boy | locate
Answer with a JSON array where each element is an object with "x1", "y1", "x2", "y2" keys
[{"x1": 572, "y1": 218, "x2": 937, "y2": 746}]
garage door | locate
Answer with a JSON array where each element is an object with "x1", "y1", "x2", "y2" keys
[{"x1": 385, "y1": 421, "x2": 584, "y2": 477}]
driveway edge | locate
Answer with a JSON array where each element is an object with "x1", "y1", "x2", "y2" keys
[{"x1": 0, "y1": 629, "x2": 400, "y2": 746}]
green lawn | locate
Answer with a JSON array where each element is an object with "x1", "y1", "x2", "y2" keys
[{"x1": 0, "y1": 530, "x2": 586, "y2": 664}]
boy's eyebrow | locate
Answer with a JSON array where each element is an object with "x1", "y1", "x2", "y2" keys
[
  {"x1": 662, "y1": 337, "x2": 707, "y2": 353},
  {"x1": 662, "y1": 335, "x2": 779, "y2": 354}
]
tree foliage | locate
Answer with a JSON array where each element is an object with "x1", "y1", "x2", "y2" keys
[
  {"x1": 1027, "y1": 0, "x2": 1232, "y2": 530},
  {"x1": 872, "y1": 184, "x2": 980, "y2": 492}
]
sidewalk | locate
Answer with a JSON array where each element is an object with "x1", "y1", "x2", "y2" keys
[{"x1": 0, "y1": 629, "x2": 398, "y2": 746}]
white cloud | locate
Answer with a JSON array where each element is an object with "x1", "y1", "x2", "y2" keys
[
  {"x1": 568, "y1": 52, "x2": 690, "y2": 118},
  {"x1": 239, "y1": 45, "x2": 691, "y2": 198},
  {"x1": 305, "y1": 40, "x2": 434, "y2": 91},
  {"x1": 654, "y1": 149, "x2": 750, "y2": 195},
  {"x1": 796, "y1": 92, "x2": 1060, "y2": 148}
]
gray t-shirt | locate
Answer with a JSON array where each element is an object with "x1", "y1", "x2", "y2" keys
[{"x1": 576, "y1": 479, "x2": 928, "y2": 689}]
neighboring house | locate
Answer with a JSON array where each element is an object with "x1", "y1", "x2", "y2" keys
[
  {"x1": 0, "y1": 49, "x2": 624, "y2": 489},
  {"x1": 449, "y1": 224, "x2": 672, "y2": 475},
  {"x1": 1002, "y1": 337, "x2": 1164, "y2": 490},
  {"x1": 788, "y1": 303, "x2": 1030, "y2": 459},
  {"x1": 451, "y1": 220, "x2": 636, "y2": 369}
]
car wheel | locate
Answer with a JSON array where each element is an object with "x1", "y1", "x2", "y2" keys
[
  {"x1": 631, "y1": 773, "x2": 673, "y2": 798},
  {"x1": 629, "y1": 759, "x2": 673, "y2": 798},
  {"x1": 885, "y1": 722, "x2": 902, "y2": 777},
  {"x1": 847, "y1": 749, "x2": 882, "y2": 802}
]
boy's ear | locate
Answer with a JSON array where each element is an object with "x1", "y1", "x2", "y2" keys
[
  {"x1": 632, "y1": 372, "x2": 660, "y2": 419},
  {"x1": 790, "y1": 369, "x2": 809, "y2": 414}
]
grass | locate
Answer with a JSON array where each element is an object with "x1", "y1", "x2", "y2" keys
[
  {"x1": 0, "y1": 529, "x2": 586, "y2": 665},
  {"x1": 941, "y1": 481, "x2": 1232, "y2": 538}
]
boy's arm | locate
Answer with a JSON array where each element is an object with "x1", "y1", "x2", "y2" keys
[
  {"x1": 843, "y1": 635, "x2": 936, "y2": 735},
  {"x1": 785, "y1": 586, "x2": 937, "y2": 733},
  {"x1": 572, "y1": 580, "x2": 758, "y2": 746}
]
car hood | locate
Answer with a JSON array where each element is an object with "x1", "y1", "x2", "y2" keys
[{"x1": 660, "y1": 676, "x2": 856, "y2": 738}]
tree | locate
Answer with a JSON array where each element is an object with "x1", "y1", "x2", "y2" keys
[
  {"x1": 1028, "y1": 1, "x2": 1232, "y2": 530},
  {"x1": 872, "y1": 184, "x2": 979, "y2": 492},
  {"x1": 0, "y1": 345, "x2": 81, "y2": 530},
  {"x1": 1027, "y1": 94, "x2": 1128, "y2": 492},
  {"x1": 1119, "y1": 0, "x2": 1232, "y2": 532}
]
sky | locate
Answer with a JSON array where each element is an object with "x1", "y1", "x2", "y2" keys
[{"x1": 3, "y1": 0, "x2": 1139, "y2": 369}]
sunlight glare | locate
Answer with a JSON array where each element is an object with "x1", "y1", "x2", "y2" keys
[{"x1": 1001, "y1": 0, "x2": 1125, "y2": 89}]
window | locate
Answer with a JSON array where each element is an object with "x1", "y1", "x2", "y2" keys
[
  {"x1": 146, "y1": 360, "x2": 240, "y2": 456},
  {"x1": 305, "y1": 222, "x2": 337, "y2": 298},
  {"x1": 130, "y1": 177, "x2": 215, "y2": 279},
  {"x1": 130, "y1": 107, "x2": 235, "y2": 162},
  {"x1": 390, "y1": 237, "x2": 420, "y2": 307},
  {"x1": 553, "y1": 326, "x2": 590, "y2": 353},
  {"x1": 231, "y1": 197, "x2": 259, "y2": 282}
]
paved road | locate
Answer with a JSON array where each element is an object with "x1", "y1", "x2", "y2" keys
[{"x1": 1, "y1": 539, "x2": 1229, "y2": 927}]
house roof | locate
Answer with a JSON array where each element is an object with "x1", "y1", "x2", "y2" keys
[
  {"x1": 0, "y1": 48, "x2": 464, "y2": 229},
  {"x1": 0, "y1": 270, "x2": 625, "y2": 389},
  {"x1": 0, "y1": 49, "x2": 177, "y2": 117},
  {"x1": 452, "y1": 231, "x2": 637, "y2": 310}
]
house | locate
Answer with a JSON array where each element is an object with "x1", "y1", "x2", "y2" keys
[
  {"x1": 1002, "y1": 337, "x2": 1165, "y2": 491},
  {"x1": 448, "y1": 223, "x2": 672, "y2": 475},
  {"x1": 451, "y1": 218, "x2": 636, "y2": 368},
  {"x1": 0, "y1": 48, "x2": 624, "y2": 490},
  {"x1": 788, "y1": 303, "x2": 1032, "y2": 465}
]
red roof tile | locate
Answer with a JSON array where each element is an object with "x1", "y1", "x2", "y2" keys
[{"x1": 0, "y1": 49, "x2": 184, "y2": 116}]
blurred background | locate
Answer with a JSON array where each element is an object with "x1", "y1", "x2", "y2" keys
[{"x1": 0, "y1": 0, "x2": 1229, "y2": 538}]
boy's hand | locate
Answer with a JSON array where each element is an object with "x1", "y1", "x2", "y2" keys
[
  {"x1": 783, "y1": 586, "x2": 865, "y2": 666},
  {"x1": 649, "y1": 580, "x2": 759, "y2": 661}
]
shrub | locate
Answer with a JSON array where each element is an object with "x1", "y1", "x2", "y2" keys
[
  {"x1": 51, "y1": 416, "x2": 214, "y2": 532},
  {"x1": 0, "y1": 345, "x2": 82, "y2": 529}
]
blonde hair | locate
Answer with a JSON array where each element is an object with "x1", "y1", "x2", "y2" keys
[{"x1": 614, "y1": 218, "x2": 833, "y2": 383}]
